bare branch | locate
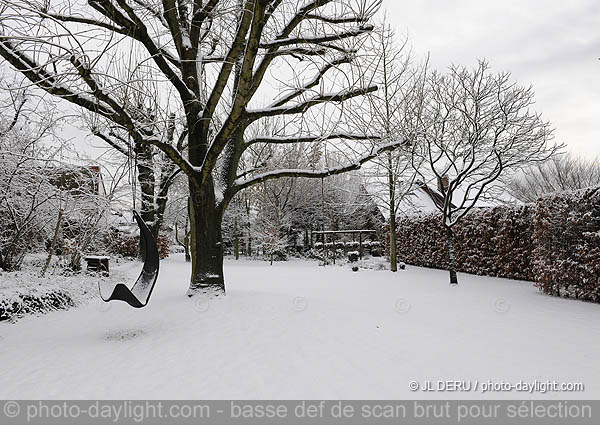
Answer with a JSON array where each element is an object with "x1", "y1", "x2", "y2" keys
[
  {"x1": 233, "y1": 140, "x2": 402, "y2": 192},
  {"x1": 246, "y1": 85, "x2": 378, "y2": 122}
]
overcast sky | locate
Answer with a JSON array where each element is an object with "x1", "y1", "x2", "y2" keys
[{"x1": 384, "y1": 0, "x2": 600, "y2": 157}]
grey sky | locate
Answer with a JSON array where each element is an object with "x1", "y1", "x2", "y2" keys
[{"x1": 384, "y1": 0, "x2": 600, "y2": 156}]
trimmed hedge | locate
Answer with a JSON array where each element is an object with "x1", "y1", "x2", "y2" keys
[
  {"x1": 532, "y1": 187, "x2": 600, "y2": 301},
  {"x1": 106, "y1": 232, "x2": 170, "y2": 260},
  {"x1": 393, "y1": 186, "x2": 600, "y2": 302}
]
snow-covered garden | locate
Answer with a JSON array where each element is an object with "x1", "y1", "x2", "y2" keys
[
  {"x1": 0, "y1": 0, "x2": 599, "y2": 411},
  {"x1": 1, "y1": 254, "x2": 599, "y2": 399}
]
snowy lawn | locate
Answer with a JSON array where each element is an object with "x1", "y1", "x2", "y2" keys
[{"x1": 1, "y1": 254, "x2": 599, "y2": 399}]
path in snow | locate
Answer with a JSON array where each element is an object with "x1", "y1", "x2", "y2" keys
[{"x1": 1, "y1": 254, "x2": 599, "y2": 399}]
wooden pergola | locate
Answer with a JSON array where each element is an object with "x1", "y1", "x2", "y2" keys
[{"x1": 310, "y1": 229, "x2": 378, "y2": 265}]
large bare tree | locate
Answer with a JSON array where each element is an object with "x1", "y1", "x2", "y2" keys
[
  {"x1": 412, "y1": 61, "x2": 559, "y2": 284},
  {"x1": 0, "y1": 0, "x2": 397, "y2": 295}
]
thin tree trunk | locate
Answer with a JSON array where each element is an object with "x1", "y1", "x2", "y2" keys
[
  {"x1": 387, "y1": 154, "x2": 397, "y2": 272},
  {"x1": 245, "y1": 198, "x2": 252, "y2": 257},
  {"x1": 41, "y1": 208, "x2": 63, "y2": 277},
  {"x1": 184, "y1": 230, "x2": 191, "y2": 262},
  {"x1": 389, "y1": 212, "x2": 397, "y2": 272},
  {"x1": 234, "y1": 215, "x2": 239, "y2": 260},
  {"x1": 175, "y1": 218, "x2": 191, "y2": 262},
  {"x1": 184, "y1": 198, "x2": 191, "y2": 262},
  {"x1": 445, "y1": 226, "x2": 458, "y2": 284}
]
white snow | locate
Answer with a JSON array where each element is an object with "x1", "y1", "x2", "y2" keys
[
  {"x1": 1, "y1": 254, "x2": 599, "y2": 399},
  {"x1": 0, "y1": 256, "x2": 140, "y2": 313}
]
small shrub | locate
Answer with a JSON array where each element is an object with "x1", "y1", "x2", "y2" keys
[{"x1": 0, "y1": 290, "x2": 74, "y2": 322}]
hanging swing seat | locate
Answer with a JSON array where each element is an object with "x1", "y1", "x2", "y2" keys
[{"x1": 99, "y1": 210, "x2": 160, "y2": 308}]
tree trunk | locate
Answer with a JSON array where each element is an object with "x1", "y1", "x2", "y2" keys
[
  {"x1": 389, "y1": 212, "x2": 397, "y2": 272},
  {"x1": 184, "y1": 232, "x2": 191, "y2": 262},
  {"x1": 136, "y1": 142, "x2": 156, "y2": 261},
  {"x1": 387, "y1": 157, "x2": 397, "y2": 272},
  {"x1": 41, "y1": 208, "x2": 63, "y2": 277},
  {"x1": 184, "y1": 199, "x2": 191, "y2": 262},
  {"x1": 187, "y1": 183, "x2": 225, "y2": 296},
  {"x1": 234, "y1": 215, "x2": 239, "y2": 260},
  {"x1": 445, "y1": 226, "x2": 458, "y2": 284},
  {"x1": 175, "y1": 219, "x2": 192, "y2": 262}
]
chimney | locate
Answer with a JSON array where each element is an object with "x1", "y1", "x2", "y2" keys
[{"x1": 437, "y1": 175, "x2": 449, "y2": 192}]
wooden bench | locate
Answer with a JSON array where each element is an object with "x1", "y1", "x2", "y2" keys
[{"x1": 84, "y1": 256, "x2": 110, "y2": 276}]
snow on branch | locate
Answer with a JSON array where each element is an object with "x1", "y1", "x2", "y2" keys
[
  {"x1": 91, "y1": 130, "x2": 130, "y2": 156},
  {"x1": 268, "y1": 55, "x2": 352, "y2": 108},
  {"x1": 246, "y1": 85, "x2": 378, "y2": 122},
  {"x1": 43, "y1": 8, "x2": 181, "y2": 68},
  {"x1": 142, "y1": 136, "x2": 198, "y2": 183},
  {"x1": 190, "y1": 0, "x2": 220, "y2": 53},
  {"x1": 91, "y1": 0, "x2": 192, "y2": 101},
  {"x1": 202, "y1": 0, "x2": 254, "y2": 122},
  {"x1": 245, "y1": 132, "x2": 381, "y2": 147},
  {"x1": 43, "y1": 12, "x2": 127, "y2": 35},
  {"x1": 268, "y1": 46, "x2": 329, "y2": 58},
  {"x1": 233, "y1": 140, "x2": 403, "y2": 192},
  {"x1": 69, "y1": 54, "x2": 135, "y2": 128},
  {"x1": 0, "y1": 39, "x2": 116, "y2": 118},
  {"x1": 304, "y1": 14, "x2": 367, "y2": 25},
  {"x1": 131, "y1": 0, "x2": 169, "y2": 28},
  {"x1": 248, "y1": 0, "x2": 364, "y2": 99},
  {"x1": 259, "y1": 24, "x2": 374, "y2": 49},
  {"x1": 0, "y1": 96, "x2": 26, "y2": 138}
]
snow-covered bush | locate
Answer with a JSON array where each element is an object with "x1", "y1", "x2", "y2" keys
[{"x1": 0, "y1": 288, "x2": 74, "y2": 322}]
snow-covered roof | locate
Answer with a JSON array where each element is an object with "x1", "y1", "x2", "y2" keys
[{"x1": 371, "y1": 180, "x2": 518, "y2": 220}]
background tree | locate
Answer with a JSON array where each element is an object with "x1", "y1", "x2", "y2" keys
[
  {"x1": 0, "y1": 79, "x2": 115, "y2": 272},
  {"x1": 412, "y1": 60, "x2": 559, "y2": 284},
  {"x1": 86, "y1": 60, "x2": 186, "y2": 258},
  {"x1": 0, "y1": 85, "x2": 60, "y2": 270},
  {"x1": 0, "y1": 0, "x2": 401, "y2": 296},
  {"x1": 351, "y1": 19, "x2": 422, "y2": 271},
  {"x1": 164, "y1": 173, "x2": 193, "y2": 261},
  {"x1": 509, "y1": 154, "x2": 600, "y2": 203}
]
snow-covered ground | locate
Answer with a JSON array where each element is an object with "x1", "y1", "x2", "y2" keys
[
  {"x1": 1, "y1": 254, "x2": 599, "y2": 399},
  {"x1": 0, "y1": 256, "x2": 141, "y2": 320}
]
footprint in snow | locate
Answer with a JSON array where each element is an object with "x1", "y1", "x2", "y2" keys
[{"x1": 104, "y1": 329, "x2": 146, "y2": 341}]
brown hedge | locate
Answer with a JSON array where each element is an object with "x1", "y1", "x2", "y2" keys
[
  {"x1": 105, "y1": 232, "x2": 170, "y2": 260},
  {"x1": 393, "y1": 186, "x2": 600, "y2": 302}
]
